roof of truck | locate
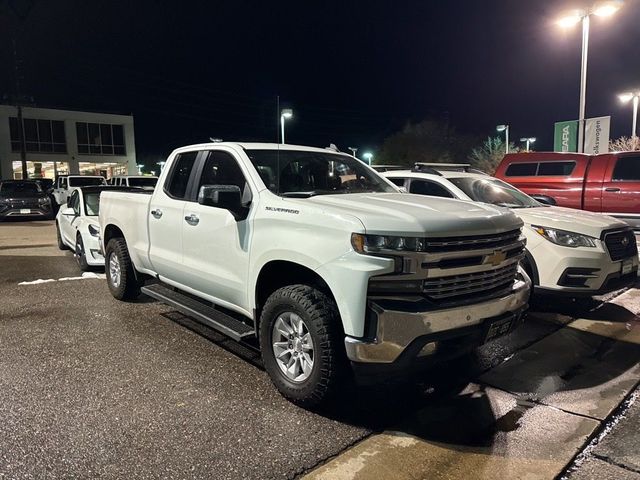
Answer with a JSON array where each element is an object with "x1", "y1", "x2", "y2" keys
[{"x1": 174, "y1": 142, "x2": 350, "y2": 155}]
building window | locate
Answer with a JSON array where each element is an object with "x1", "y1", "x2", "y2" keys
[
  {"x1": 76, "y1": 122, "x2": 126, "y2": 155},
  {"x1": 9, "y1": 117, "x2": 67, "y2": 153}
]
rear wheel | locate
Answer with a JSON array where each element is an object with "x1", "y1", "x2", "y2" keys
[
  {"x1": 105, "y1": 237, "x2": 141, "y2": 301},
  {"x1": 75, "y1": 234, "x2": 90, "y2": 271},
  {"x1": 56, "y1": 222, "x2": 68, "y2": 250},
  {"x1": 259, "y1": 284, "x2": 346, "y2": 408}
]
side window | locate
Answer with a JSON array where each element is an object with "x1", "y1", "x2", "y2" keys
[
  {"x1": 409, "y1": 179, "x2": 454, "y2": 198},
  {"x1": 198, "y1": 150, "x2": 248, "y2": 195},
  {"x1": 505, "y1": 163, "x2": 537, "y2": 177},
  {"x1": 71, "y1": 191, "x2": 81, "y2": 215},
  {"x1": 612, "y1": 156, "x2": 640, "y2": 181},
  {"x1": 166, "y1": 151, "x2": 198, "y2": 199},
  {"x1": 537, "y1": 161, "x2": 575, "y2": 176},
  {"x1": 388, "y1": 177, "x2": 406, "y2": 188},
  {"x1": 60, "y1": 177, "x2": 68, "y2": 189}
]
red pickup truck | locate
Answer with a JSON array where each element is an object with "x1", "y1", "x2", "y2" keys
[{"x1": 495, "y1": 152, "x2": 640, "y2": 229}]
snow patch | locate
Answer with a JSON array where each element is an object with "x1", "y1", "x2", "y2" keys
[{"x1": 18, "y1": 272, "x2": 106, "y2": 285}]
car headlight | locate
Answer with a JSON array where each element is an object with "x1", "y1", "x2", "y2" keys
[
  {"x1": 38, "y1": 197, "x2": 50, "y2": 205},
  {"x1": 532, "y1": 225, "x2": 597, "y2": 248},
  {"x1": 0, "y1": 198, "x2": 9, "y2": 205},
  {"x1": 351, "y1": 233, "x2": 424, "y2": 253},
  {"x1": 88, "y1": 224, "x2": 100, "y2": 237}
]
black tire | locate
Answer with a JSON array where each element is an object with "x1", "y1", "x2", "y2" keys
[
  {"x1": 259, "y1": 284, "x2": 346, "y2": 408},
  {"x1": 56, "y1": 222, "x2": 68, "y2": 250},
  {"x1": 75, "y1": 234, "x2": 90, "y2": 272},
  {"x1": 105, "y1": 237, "x2": 141, "y2": 301}
]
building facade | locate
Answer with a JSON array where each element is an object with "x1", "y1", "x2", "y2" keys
[{"x1": 0, "y1": 105, "x2": 137, "y2": 180}]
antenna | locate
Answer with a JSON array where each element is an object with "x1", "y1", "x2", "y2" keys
[{"x1": 276, "y1": 95, "x2": 280, "y2": 194}]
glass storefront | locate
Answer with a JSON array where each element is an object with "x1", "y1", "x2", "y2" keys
[{"x1": 12, "y1": 161, "x2": 129, "y2": 180}]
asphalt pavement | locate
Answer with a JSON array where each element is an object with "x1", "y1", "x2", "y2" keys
[{"x1": 0, "y1": 220, "x2": 639, "y2": 479}]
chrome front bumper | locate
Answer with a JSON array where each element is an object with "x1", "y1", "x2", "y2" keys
[{"x1": 344, "y1": 270, "x2": 531, "y2": 364}]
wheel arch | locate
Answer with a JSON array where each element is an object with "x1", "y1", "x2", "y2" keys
[{"x1": 522, "y1": 248, "x2": 540, "y2": 286}]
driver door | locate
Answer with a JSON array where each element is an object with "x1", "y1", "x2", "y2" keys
[{"x1": 59, "y1": 189, "x2": 81, "y2": 245}]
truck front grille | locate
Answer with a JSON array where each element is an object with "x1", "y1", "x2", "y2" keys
[
  {"x1": 603, "y1": 229, "x2": 637, "y2": 261},
  {"x1": 423, "y1": 262, "x2": 519, "y2": 304},
  {"x1": 424, "y1": 229, "x2": 521, "y2": 253}
]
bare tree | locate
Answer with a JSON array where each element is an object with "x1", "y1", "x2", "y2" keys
[
  {"x1": 609, "y1": 136, "x2": 640, "y2": 152},
  {"x1": 468, "y1": 137, "x2": 519, "y2": 174}
]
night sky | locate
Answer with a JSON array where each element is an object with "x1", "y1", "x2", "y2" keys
[{"x1": 1, "y1": 0, "x2": 639, "y2": 163}]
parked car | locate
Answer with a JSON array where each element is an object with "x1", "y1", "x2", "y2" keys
[
  {"x1": 99, "y1": 142, "x2": 530, "y2": 407},
  {"x1": 0, "y1": 180, "x2": 53, "y2": 220},
  {"x1": 384, "y1": 164, "x2": 639, "y2": 297},
  {"x1": 109, "y1": 175, "x2": 158, "y2": 189},
  {"x1": 56, "y1": 186, "x2": 143, "y2": 270},
  {"x1": 52, "y1": 175, "x2": 106, "y2": 206},
  {"x1": 495, "y1": 151, "x2": 640, "y2": 229}
]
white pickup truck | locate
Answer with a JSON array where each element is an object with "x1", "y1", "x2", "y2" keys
[{"x1": 99, "y1": 143, "x2": 531, "y2": 406}]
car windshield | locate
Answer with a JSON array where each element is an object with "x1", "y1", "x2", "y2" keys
[
  {"x1": 127, "y1": 177, "x2": 157, "y2": 188},
  {"x1": 245, "y1": 150, "x2": 395, "y2": 197},
  {"x1": 83, "y1": 192, "x2": 101, "y2": 216},
  {"x1": 69, "y1": 177, "x2": 105, "y2": 187},
  {"x1": 449, "y1": 177, "x2": 541, "y2": 208},
  {"x1": 0, "y1": 181, "x2": 41, "y2": 194}
]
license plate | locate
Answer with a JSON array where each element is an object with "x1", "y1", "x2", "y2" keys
[
  {"x1": 622, "y1": 258, "x2": 634, "y2": 275},
  {"x1": 19, "y1": 209, "x2": 30, "y2": 214},
  {"x1": 484, "y1": 315, "x2": 514, "y2": 343}
]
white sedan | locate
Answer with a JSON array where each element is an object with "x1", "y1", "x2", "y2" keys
[
  {"x1": 56, "y1": 186, "x2": 137, "y2": 271},
  {"x1": 384, "y1": 164, "x2": 639, "y2": 297}
]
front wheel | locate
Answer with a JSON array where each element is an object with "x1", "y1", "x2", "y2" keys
[
  {"x1": 56, "y1": 223, "x2": 68, "y2": 250},
  {"x1": 105, "y1": 237, "x2": 141, "y2": 301},
  {"x1": 75, "y1": 234, "x2": 90, "y2": 272},
  {"x1": 259, "y1": 285, "x2": 346, "y2": 408}
]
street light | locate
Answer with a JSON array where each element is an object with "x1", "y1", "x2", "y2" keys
[
  {"x1": 348, "y1": 147, "x2": 358, "y2": 158},
  {"x1": 497, "y1": 124, "x2": 510, "y2": 154},
  {"x1": 280, "y1": 108, "x2": 293, "y2": 144},
  {"x1": 520, "y1": 137, "x2": 537, "y2": 152},
  {"x1": 557, "y1": 1, "x2": 623, "y2": 153},
  {"x1": 157, "y1": 161, "x2": 166, "y2": 171},
  {"x1": 362, "y1": 152, "x2": 373, "y2": 164},
  {"x1": 136, "y1": 163, "x2": 143, "y2": 175},
  {"x1": 619, "y1": 91, "x2": 640, "y2": 138}
]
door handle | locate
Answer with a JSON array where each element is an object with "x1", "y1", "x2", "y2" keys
[
  {"x1": 605, "y1": 187, "x2": 621, "y2": 193},
  {"x1": 151, "y1": 209, "x2": 163, "y2": 219},
  {"x1": 184, "y1": 213, "x2": 199, "y2": 226}
]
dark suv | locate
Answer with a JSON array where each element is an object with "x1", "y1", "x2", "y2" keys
[{"x1": 0, "y1": 180, "x2": 54, "y2": 220}]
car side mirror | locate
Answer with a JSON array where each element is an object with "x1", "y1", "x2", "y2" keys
[
  {"x1": 61, "y1": 207, "x2": 76, "y2": 217},
  {"x1": 397, "y1": 186, "x2": 408, "y2": 193},
  {"x1": 530, "y1": 194, "x2": 557, "y2": 206},
  {"x1": 66, "y1": 197, "x2": 73, "y2": 208},
  {"x1": 198, "y1": 185, "x2": 242, "y2": 213}
]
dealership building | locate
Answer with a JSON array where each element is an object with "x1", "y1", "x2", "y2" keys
[{"x1": 0, "y1": 104, "x2": 137, "y2": 180}]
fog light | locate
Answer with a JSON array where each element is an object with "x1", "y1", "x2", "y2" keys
[{"x1": 418, "y1": 342, "x2": 438, "y2": 357}]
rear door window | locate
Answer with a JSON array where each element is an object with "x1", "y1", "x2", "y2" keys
[
  {"x1": 409, "y1": 179, "x2": 454, "y2": 198},
  {"x1": 612, "y1": 156, "x2": 640, "y2": 181},
  {"x1": 387, "y1": 177, "x2": 407, "y2": 188},
  {"x1": 165, "y1": 151, "x2": 198, "y2": 199},
  {"x1": 505, "y1": 163, "x2": 537, "y2": 176}
]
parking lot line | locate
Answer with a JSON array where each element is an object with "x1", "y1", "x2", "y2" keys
[{"x1": 304, "y1": 385, "x2": 599, "y2": 480}]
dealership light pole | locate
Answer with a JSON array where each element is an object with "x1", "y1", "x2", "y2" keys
[
  {"x1": 348, "y1": 147, "x2": 358, "y2": 158},
  {"x1": 520, "y1": 137, "x2": 537, "y2": 152},
  {"x1": 619, "y1": 91, "x2": 640, "y2": 138},
  {"x1": 280, "y1": 109, "x2": 293, "y2": 144},
  {"x1": 362, "y1": 152, "x2": 373, "y2": 164},
  {"x1": 496, "y1": 124, "x2": 509, "y2": 154},
  {"x1": 557, "y1": 2, "x2": 622, "y2": 153}
]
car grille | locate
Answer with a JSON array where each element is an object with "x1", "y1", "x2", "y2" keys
[
  {"x1": 7, "y1": 198, "x2": 41, "y2": 208},
  {"x1": 423, "y1": 229, "x2": 522, "y2": 253},
  {"x1": 603, "y1": 229, "x2": 637, "y2": 261},
  {"x1": 423, "y1": 262, "x2": 519, "y2": 304}
]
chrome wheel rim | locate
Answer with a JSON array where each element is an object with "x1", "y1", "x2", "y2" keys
[
  {"x1": 75, "y1": 237, "x2": 84, "y2": 264},
  {"x1": 272, "y1": 312, "x2": 315, "y2": 383},
  {"x1": 109, "y1": 252, "x2": 121, "y2": 288}
]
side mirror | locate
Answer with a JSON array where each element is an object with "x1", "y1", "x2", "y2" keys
[
  {"x1": 61, "y1": 207, "x2": 76, "y2": 217},
  {"x1": 66, "y1": 197, "x2": 73, "y2": 208},
  {"x1": 198, "y1": 185, "x2": 242, "y2": 213},
  {"x1": 397, "y1": 186, "x2": 408, "y2": 193},
  {"x1": 530, "y1": 194, "x2": 557, "y2": 206}
]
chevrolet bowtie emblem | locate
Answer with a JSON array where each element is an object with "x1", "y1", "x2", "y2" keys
[
  {"x1": 621, "y1": 237, "x2": 630, "y2": 247},
  {"x1": 484, "y1": 250, "x2": 507, "y2": 267}
]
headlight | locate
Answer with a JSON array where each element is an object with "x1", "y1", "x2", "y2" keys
[
  {"x1": 38, "y1": 197, "x2": 50, "y2": 205},
  {"x1": 0, "y1": 198, "x2": 9, "y2": 205},
  {"x1": 351, "y1": 233, "x2": 424, "y2": 253},
  {"x1": 532, "y1": 225, "x2": 597, "y2": 248},
  {"x1": 88, "y1": 224, "x2": 100, "y2": 237}
]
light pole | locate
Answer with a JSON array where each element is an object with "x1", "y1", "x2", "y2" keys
[
  {"x1": 157, "y1": 161, "x2": 166, "y2": 172},
  {"x1": 280, "y1": 109, "x2": 293, "y2": 144},
  {"x1": 558, "y1": 2, "x2": 622, "y2": 153},
  {"x1": 348, "y1": 147, "x2": 358, "y2": 158},
  {"x1": 362, "y1": 152, "x2": 373, "y2": 165},
  {"x1": 520, "y1": 137, "x2": 537, "y2": 152},
  {"x1": 136, "y1": 164, "x2": 143, "y2": 175},
  {"x1": 619, "y1": 91, "x2": 640, "y2": 138},
  {"x1": 496, "y1": 124, "x2": 509, "y2": 154}
]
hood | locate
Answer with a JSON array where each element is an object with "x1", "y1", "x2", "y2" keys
[
  {"x1": 303, "y1": 193, "x2": 522, "y2": 237},
  {"x1": 514, "y1": 206, "x2": 627, "y2": 237}
]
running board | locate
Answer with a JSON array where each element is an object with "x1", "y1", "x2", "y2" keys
[{"x1": 141, "y1": 283, "x2": 255, "y2": 341}]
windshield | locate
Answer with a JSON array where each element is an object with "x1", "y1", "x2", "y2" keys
[
  {"x1": 449, "y1": 177, "x2": 541, "y2": 208},
  {"x1": 69, "y1": 177, "x2": 106, "y2": 187},
  {"x1": 127, "y1": 177, "x2": 158, "y2": 188},
  {"x1": 246, "y1": 150, "x2": 395, "y2": 197},
  {"x1": 0, "y1": 181, "x2": 41, "y2": 194},
  {"x1": 83, "y1": 192, "x2": 101, "y2": 216}
]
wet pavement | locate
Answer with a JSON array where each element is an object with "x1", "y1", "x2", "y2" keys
[{"x1": 1, "y1": 220, "x2": 639, "y2": 479}]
